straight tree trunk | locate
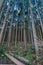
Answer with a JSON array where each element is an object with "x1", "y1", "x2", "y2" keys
[
  {"x1": 23, "y1": 0, "x2": 27, "y2": 50},
  {"x1": 15, "y1": 24, "x2": 18, "y2": 47},
  {"x1": 29, "y1": 0, "x2": 39, "y2": 55},
  {"x1": 24, "y1": 23, "x2": 27, "y2": 50},
  {"x1": 35, "y1": 0, "x2": 43, "y2": 32},
  {"x1": 0, "y1": 5, "x2": 10, "y2": 44}
]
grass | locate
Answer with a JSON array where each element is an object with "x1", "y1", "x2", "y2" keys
[
  {"x1": 0, "y1": 43, "x2": 36, "y2": 64},
  {"x1": 13, "y1": 44, "x2": 36, "y2": 64},
  {"x1": 24, "y1": 53, "x2": 36, "y2": 62}
]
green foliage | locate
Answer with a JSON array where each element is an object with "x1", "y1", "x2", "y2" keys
[
  {"x1": 14, "y1": 50, "x2": 24, "y2": 57},
  {"x1": 27, "y1": 45, "x2": 35, "y2": 53},
  {"x1": 0, "y1": 44, "x2": 8, "y2": 56},
  {"x1": 25, "y1": 53, "x2": 36, "y2": 62},
  {"x1": 13, "y1": 43, "x2": 36, "y2": 64}
]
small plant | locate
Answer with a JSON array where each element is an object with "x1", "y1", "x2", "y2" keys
[{"x1": 0, "y1": 44, "x2": 8, "y2": 56}]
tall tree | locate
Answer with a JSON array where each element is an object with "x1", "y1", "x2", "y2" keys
[
  {"x1": 28, "y1": 0, "x2": 39, "y2": 55},
  {"x1": 35, "y1": 0, "x2": 43, "y2": 33},
  {"x1": 0, "y1": 2, "x2": 10, "y2": 44}
]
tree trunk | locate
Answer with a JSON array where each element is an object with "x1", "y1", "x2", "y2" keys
[
  {"x1": 24, "y1": 23, "x2": 27, "y2": 50},
  {"x1": 29, "y1": 0, "x2": 39, "y2": 55},
  {"x1": 15, "y1": 24, "x2": 17, "y2": 47},
  {"x1": 35, "y1": 0, "x2": 43, "y2": 32},
  {"x1": 0, "y1": 5, "x2": 10, "y2": 44}
]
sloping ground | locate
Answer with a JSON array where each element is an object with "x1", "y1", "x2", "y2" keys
[{"x1": 37, "y1": 40, "x2": 43, "y2": 65}]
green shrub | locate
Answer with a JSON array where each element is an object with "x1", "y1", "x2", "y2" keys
[{"x1": 0, "y1": 45, "x2": 8, "y2": 56}]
